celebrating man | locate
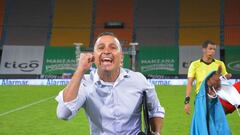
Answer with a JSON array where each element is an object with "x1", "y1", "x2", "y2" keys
[{"x1": 55, "y1": 32, "x2": 165, "y2": 135}]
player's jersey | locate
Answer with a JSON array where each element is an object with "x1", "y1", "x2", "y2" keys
[{"x1": 188, "y1": 59, "x2": 228, "y2": 94}]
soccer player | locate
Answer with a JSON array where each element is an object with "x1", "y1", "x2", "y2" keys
[
  {"x1": 55, "y1": 32, "x2": 165, "y2": 135},
  {"x1": 184, "y1": 40, "x2": 232, "y2": 115}
]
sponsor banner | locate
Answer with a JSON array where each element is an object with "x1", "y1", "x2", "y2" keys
[
  {"x1": 0, "y1": 45, "x2": 44, "y2": 74},
  {"x1": 0, "y1": 79, "x2": 70, "y2": 85},
  {"x1": 225, "y1": 46, "x2": 240, "y2": 74},
  {"x1": 43, "y1": 46, "x2": 76, "y2": 75},
  {"x1": 148, "y1": 79, "x2": 187, "y2": 85},
  {"x1": 139, "y1": 46, "x2": 179, "y2": 75},
  {"x1": 0, "y1": 79, "x2": 238, "y2": 86},
  {"x1": 179, "y1": 45, "x2": 220, "y2": 74}
]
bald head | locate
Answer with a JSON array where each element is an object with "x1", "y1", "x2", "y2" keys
[{"x1": 94, "y1": 32, "x2": 122, "y2": 52}]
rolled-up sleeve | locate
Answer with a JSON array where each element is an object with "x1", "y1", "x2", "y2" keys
[
  {"x1": 146, "y1": 83, "x2": 165, "y2": 118},
  {"x1": 55, "y1": 83, "x2": 87, "y2": 120}
]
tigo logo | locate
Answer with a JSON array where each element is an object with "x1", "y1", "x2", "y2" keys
[{"x1": 4, "y1": 60, "x2": 39, "y2": 72}]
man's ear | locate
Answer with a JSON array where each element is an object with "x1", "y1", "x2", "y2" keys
[
  {"x1": 121, "y1": 51, "x2": 124, "y2": 57},
  {"x1": 120, "y1": 52, "x2": 124, "y2": 67},
  {"x1": 202, "y1": 48, "x2": 206, "y2": 54}
]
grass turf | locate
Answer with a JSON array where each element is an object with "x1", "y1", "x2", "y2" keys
[{"x1": 0, "y1": 85, "x2": 239, "y2": 135}]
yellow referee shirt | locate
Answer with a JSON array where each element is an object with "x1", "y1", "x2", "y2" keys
[{"x1": 188, "y1": 59, "x2": 228, "y2": 94}]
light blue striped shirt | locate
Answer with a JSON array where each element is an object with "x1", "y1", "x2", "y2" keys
[{"x1": 56, "y1": 68, "x2": 165, "y2": 135}]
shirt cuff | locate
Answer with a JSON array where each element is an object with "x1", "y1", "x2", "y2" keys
[
  {"x1": 149, "y1": 106, "x2": 165, "y2": 118},
  {"x1": 55, "y1": 90, "x2": 79, "y2": 116}
]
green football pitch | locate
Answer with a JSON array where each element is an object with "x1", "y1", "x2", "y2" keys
[{"x1": 0, "y1": 85, "x2": 239, "y2": 135}]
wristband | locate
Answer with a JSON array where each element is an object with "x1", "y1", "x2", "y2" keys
[{"x1": 184, "y1": 96, "x2": 190, "y2": 104}]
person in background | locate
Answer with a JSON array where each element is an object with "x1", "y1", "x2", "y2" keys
[{"x1": 184, "y1": 40, "x2": 232, "y2": 115}]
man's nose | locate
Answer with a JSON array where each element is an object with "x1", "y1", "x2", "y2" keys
[{"x1": 103, "y1": 47, "x2": 111, "y2": 54}]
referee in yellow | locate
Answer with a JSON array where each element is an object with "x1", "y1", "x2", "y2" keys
[{"x1": 184, "y1": 40, "x2": 232, "y2": 115}]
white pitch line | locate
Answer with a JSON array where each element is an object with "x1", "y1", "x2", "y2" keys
[{"x1": 0, "y1": 96, "x2": 55, "y2": 117}]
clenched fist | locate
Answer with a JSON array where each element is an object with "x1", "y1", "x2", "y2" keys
[{"x1": 77, "y1": 53, "x2": 94, "y2": 73}]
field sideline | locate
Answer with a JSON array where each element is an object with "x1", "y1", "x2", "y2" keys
[{"x1": 0, "y1": 86, "x2": 239, "y2": 135}]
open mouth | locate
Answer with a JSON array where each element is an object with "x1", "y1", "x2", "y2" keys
[{"x1": 101, "y1": 57, "x2": 113, "y2": 65}]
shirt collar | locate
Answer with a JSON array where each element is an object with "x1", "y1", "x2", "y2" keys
[
  {"x1": 91, "y1": 68, "x2": 130, "y2": 87},
  {"x1": 200, "y1": 58, "x2": 215, "y2": 65}
]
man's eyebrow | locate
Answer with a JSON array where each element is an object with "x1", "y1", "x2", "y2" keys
[
  {"x1": 110, "y1": 43, "x2": 121, "y2": 50},
  {"x1": 96, "y1": 43, "x2": 104, "y2": 47},
  {"x1": 109, "y1": 43, "x2": 118, "y2": 46}
]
